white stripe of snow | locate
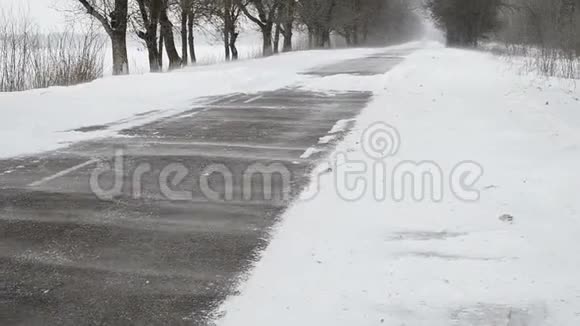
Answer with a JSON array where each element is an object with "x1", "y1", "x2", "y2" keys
[
  {"x1": 300, "y1": 147, "x2": 322, "y2": 159},
  {"x1": 28, "y1": 159, "x2": 99, "y2": 187}
]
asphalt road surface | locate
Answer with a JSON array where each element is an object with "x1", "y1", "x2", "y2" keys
[{"x1": 0, "y1": 51, "x2": 408, "y2": 325}]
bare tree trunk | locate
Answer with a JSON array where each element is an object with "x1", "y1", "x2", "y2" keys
[
  {"x1": 281, "y1": 0, "x2": 295, "y2": 52},
  {"x1": 344, "y1": 30, "x2": 352, "y2": 46},
  {"x1": 262, "y1": 23, "x2": 274, "y2": 56},
  {"x1": 111, "y1": 31, "x2": 129, "y2": 74},
  {"x1": 313, "y1": 26, "x2": 328, "y2": 48},
  {"x1": 322, "y1": 30, "x2": 331, "y2": 48},
  {"x1": 108, "y1": 0, "x2": 129, "y2": 75},
  {"x1": 181, "y1": 10, "x2": 188, "y2": 66},
  {"x1": 273, "y1": 23, "x2": 281, "y2": 54},
  {"x1": 282, "y1": 31, "x2": 292, "y2": 52},
  {"x1": 353, "y1": 0, "x2": 361, "y2": 45},
  {"x1": 145, "y1": 45, "x2": 160, "y2": 72},
  {"x1": 229, "y1": 31, "x2": 239, "y2": 60},
  {"x1": 160, "y1": 4, "x2": 182, "y2": 70},
  {"x1": 224, "y1": 28, "x2": 231, "y2": 60},
  {"x1": 321, "y1": 0, "x2": 336, "y2": 48},
  {"x1": 224, "y1": 0, "x2": 232, "y2": 60},
  {"x1": 144, "y1": 34, "x2": 160, "y2": 72},
  {"x1": 187, "y1": 12, "x2": 196, "y2": 63},
  {"x1": 136, "y1": 0, "x2": 161, "y2": 72},
  {"x1": 158, "y1": 29, "x2": 164, "y2": 69},
  {"x1": 314, "y1": 29, "x2": 320, "y2": 48},
  {"x1": 77, "y1": 0, "x2": 129, "y2": 75}
]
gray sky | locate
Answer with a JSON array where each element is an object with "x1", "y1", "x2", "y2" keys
[{"x1": 1, "y1": 0, "x2": 68, "y2": 29}]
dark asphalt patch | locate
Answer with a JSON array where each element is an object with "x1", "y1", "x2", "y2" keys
[
  {"x1": 304, "y1": 57, "x2": 403, "y2": 76},
  {"x1": 71, "y1": 125, "x2": 109, "y2": 133}
]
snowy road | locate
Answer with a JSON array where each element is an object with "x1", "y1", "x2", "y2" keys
[{"x1": 0, "y1": 52, "x2": 408, "y2": 325}]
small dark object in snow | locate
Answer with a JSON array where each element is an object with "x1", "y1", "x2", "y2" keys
[
  {"x1": 545, "y1": 101, "x2": 549, "y2": 105},
  {"x1": 499, "y1": 214, "x2": 514, "y2": 223}
]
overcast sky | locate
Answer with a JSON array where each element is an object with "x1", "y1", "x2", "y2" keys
[{"x1": 1, "y1": 0, "x2": 69, "y2": 29}]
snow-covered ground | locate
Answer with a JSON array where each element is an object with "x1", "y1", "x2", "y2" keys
[{"x1": 215, "y1": 47, "x2": 580, "y2": 325}]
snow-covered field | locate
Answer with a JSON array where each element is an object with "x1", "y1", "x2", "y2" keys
[
  {"x1": 108, "y1": 31, "x2": 277, "y2": 75},
  {"x1": 215, "y1": 47, "x2": 580, "y2": 325},
  {"x1": 116, "y1": 43, "x2": 262, "y2": 75}
]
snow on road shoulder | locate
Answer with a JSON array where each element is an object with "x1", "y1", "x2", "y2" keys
[
  {"x1": 215, "y1": 48, "x2": 580, "y2": 325},
  {"x1": 0, "y1": 46, "x2": 387, "y2": 159}
]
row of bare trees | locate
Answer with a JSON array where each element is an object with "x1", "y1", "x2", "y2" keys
[{"x1": 74, "y1": 0, "x2": 421, "y2": 75}]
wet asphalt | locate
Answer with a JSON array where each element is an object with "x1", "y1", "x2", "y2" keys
[{"x1": 0, "y1": 51, "x2": 409, "y2": 325}]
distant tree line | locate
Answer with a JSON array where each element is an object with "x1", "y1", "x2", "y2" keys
[
  {"x1": 426, "y1": 0, "x2": 503, "y2": 46},
  {"x1": 427, "y1": 0, "x2": 580, "y2": 52},
  {"x1": 498, "y1": 0, "x2": 580, "y2": 53},
  {"x1": 73, "y1": 0, "x2": 423, "y2": 75},
  {"x1": 426, "y1": 0, "x2": 580, "y2": 77}
]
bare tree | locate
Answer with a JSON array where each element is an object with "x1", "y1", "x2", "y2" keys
[
  {"x1": 238, "y1": 0, "x2": 282, "y2": 56},
  {"x1": 188, "y1": 6, "x2": 197, "y2": 63},
  {"x1": 225, "y1": 0, "x2": 242, "y2": 59},
  {"x1": 160, "y1": 0, "x2": 182, "y2": 69},
  {"x1": 180, "y1": 0, "x2": 191, "y2": 65},
  {"x1": 133, "y1": 0, "x2": 162, "y2": 72},
  {"x1": 296, "y1": 0, "x2": 336, "y2": 48},
  {"x1": 281, "y1": 0, "x2": 296, "y2": 51},
  {"x1": 207, "y1": 0, "x2": 242, "y2": 60},
  {"x1": 76, "y1": 0, "x2": 129, "y2": 75},
  {"x1": 178, "y1": 0, "x2": 211, "y2": 65},
  {"x1": 273, "y1": 0, "x2": 296, "y2": 52}
]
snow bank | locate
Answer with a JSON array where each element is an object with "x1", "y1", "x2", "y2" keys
[{"x1": 215, "y1": 48, "x2": 580, "y2": 325}]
